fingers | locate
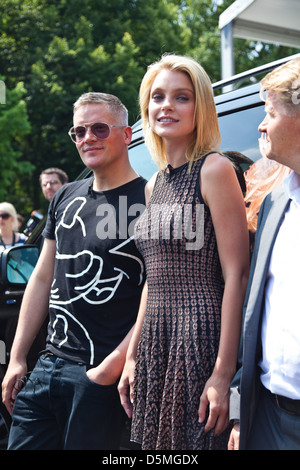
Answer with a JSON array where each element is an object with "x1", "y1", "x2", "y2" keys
[
  {"x1": 198, "y1": 390, "x2": 229, "y2": 436},
  {"x1": 210, "y1": 407, "x2": 229, "y2": 436},
  {"x1": 118, "y1": 378, "x2": 133, "y2": 418},
  {"x1": 200, "y1": 405, "x2": 228, "y2": 435},
  {"x1": 228, "y1": 423, "x2": 240, "y2": 450},
  {"x1": 119, "y1": 388, "x2": 133, "y2": 418},
  {"x1": 198, "y1": 393, "x2": 208, "y2": 425},
  {"x1": 2, "y1": 374, "x2": 27, "y2": 415}
]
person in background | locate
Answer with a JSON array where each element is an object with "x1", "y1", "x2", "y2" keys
[
  {"x1": 0, "y1": 202, "x2": 27, "y2": 253},
  {"x1": 2, "y1": 92, "x2": 147, "y2": 450},
  {"x1": 17, "y1": 214, "x2": 25, "y2": 231},
  {"x1": 222, "y1": 150, "x2": 253, "y2": 197},
  {"x1": 118, "y1": 54, "x2": 249, "y2": 450},
  {"x1": 228, "y1": 57, "x2": 300, "y2": 450},
  {"x1": 39, "y1": 167, "x2": 69, "y2": 202}
]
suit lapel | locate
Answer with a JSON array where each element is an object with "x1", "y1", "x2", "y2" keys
[
  {"x1": 244, "y1": 188, "x2": 290, "y2": 331},
  {"x1": 240, "y1": 187, "x2": 291, "y2": 447}
]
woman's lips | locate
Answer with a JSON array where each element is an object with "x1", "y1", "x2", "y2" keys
[{"x1": 157, "y1": 116, "x2": 179, "y2": 123}]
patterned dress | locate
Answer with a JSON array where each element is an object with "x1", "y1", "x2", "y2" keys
[{"x1": 131, "y1": 155, "x2": 230, "y2": 450}]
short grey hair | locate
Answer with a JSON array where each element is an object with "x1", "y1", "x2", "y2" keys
[{"x1": 73, "y1": 92, "x2": 128, "y2": 125}]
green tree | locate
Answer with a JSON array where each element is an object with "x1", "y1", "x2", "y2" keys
[
  {"x1": 0, "y1": 0, "x2": 186, "y2": 208},
  {"x1": 0, "y1": 0, "x2": 298, "y2": 211},
  {"x1": 176, "y1": 0, "x2": 298, "y2": 82},
  {"x1": 0, "y1": 78, "x2": 33, "y2": 204}
]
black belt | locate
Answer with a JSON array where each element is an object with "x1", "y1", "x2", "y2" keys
[{"x1": 267, "y1": 388, "x2": 300, "y2": 416}]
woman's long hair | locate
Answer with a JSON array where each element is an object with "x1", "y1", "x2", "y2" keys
[{"x1": 139, "y1": 54, "x2": 221, "y2": 169}]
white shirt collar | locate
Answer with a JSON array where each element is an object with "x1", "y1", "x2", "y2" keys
[{"x1": 284, "y1": 170, "x2": 300, "y2": 206}]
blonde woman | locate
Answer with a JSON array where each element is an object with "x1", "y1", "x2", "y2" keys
[
  {"x1": 118, "y1": 55, "x2": 249, "y2": 450},
  {"x1": 0, "y1": 202, "x2": 27, "y2": 252}
]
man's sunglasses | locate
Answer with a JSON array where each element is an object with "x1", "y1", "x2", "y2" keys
[
  {"x1": 68, "y1": 122, "x2": 125, "y2": 143},
  {"x1": 0, "y1": 213, "x2": 11, "y2": 220}
]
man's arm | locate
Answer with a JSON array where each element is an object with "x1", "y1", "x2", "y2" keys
[
  {"x1": 86, "y1": 325, "x2": 136, "y2": 386},
  {"x1": 2, "y1": 238, "x2": 56, "y2": 413}
]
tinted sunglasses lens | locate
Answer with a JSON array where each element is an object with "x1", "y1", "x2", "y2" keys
[
  {"x1": 91, "y1": 123, "x2": 110, "y2": 140},
  {"x1": 0, "y1": 213, "x2": 10, "y2": 219},
  {"x1": 73, "y1": 126, "x2": 86, "y2": 141},
  {"x1": 72, "y1": 123, "x2": 110, "y2": 142}
]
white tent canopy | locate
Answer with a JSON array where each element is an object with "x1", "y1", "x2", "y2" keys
[{"x1": 219, "y1": 0, "x2": 300, "y2": 79}]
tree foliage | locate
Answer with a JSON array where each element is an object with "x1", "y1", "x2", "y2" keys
[
  {"x1": 0, "y1": 0, "x2": 186, "y2": 210},
  {"x1": 0, "y1": 78, "x2": 33, "y2": 202},
  {"x1": 0, "y1": 0, "x2": 298, "y2": 212}
]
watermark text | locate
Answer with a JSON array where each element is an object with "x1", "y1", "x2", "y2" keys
[
  {"x1": 0, "y1": 80, "x2": 5, "y2": 104},
  {"x1": 292, "y1": 80, "x2": 300, "y2": 105},
  {"x1": 95, "y1": 197, "x2": 204, "y2": 251},
  {"x1": 0, "y1": 340, "x2": 6, "y2": 364}
]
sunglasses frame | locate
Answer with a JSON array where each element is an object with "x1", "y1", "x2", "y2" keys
[{"x1": 68, "y1": 122, "x2": 126, "y2": 143}]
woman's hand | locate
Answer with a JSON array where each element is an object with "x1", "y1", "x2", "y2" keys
[
  {"x1": 118, "y1": 357, "x2": 136, "y2": 418},
  {"x1": 198, "y1": 371, "x2": 230, "y2": 436}
]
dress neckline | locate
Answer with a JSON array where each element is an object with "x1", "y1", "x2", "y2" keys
[{"x1": 164, "y1": 162, "x2": 189, "y2": 180}]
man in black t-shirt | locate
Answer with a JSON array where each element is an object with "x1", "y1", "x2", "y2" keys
[{"x1": 2, "y1": 92, "x2": 147, "y2": 449}]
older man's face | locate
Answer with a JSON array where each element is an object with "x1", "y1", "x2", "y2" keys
[{"x1": 258, "y1": 92, "x2": 300, "y2": 173}]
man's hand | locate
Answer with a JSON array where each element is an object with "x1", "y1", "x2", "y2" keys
[
  {"x1": 228, "y1": 422, "x2": 240, "y2": 450},
  {"x1": 2, "y1": 360, "x2": 28, "y2": 414}
]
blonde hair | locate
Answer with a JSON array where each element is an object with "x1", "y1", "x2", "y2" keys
[
  {"x1": 139, "y1": 54, "x2": 220, "y2": 169},
  {"x1": 0, "y1": 202, "x2": 19, "y2": 231},
  {"x1": 260, "y1": 57, "x2": 300, "y2": 113}
]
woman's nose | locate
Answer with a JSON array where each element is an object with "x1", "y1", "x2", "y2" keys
[{"x1": 161, "y1": 97, "x2": 173, "y2": 111}]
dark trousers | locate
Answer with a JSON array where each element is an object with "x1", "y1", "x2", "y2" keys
[
  {"x1": 8, "y1": 353, "x2": 125, "y2": 450},
  {"x1": 246, "y1": 386, "x2": 300, "y2": 450}
]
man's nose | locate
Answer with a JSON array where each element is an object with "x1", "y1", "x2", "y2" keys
[
  {"x1": 83, "y1": 127, "x2": 97, "y2": 141},
  {"x1": 258, "y1": 115, "x2": 268, "y2": 133}
]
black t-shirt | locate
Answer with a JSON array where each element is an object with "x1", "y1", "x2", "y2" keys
[{"x1": 42, "y1": 176, "x2": 146, "y2": 366}]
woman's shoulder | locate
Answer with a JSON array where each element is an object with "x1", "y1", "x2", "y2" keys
[
  {"x1": 201, "y1": 152, "x2": 234, "y2": 176},
  {"x1": 201, "y1": 152, "x2": 240, "y2": 188},
  {"x1": 200, "y1": 152, "x2": 241, "y2": 205},
  {"x1": 145, "y1": 171, "x2": 159, "y2": 204}
]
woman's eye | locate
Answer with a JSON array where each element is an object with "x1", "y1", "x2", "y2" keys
[{"x1": 152, "y1": 94, "x2": 163, "y2": 101}]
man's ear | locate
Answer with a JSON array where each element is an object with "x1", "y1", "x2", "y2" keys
[{"x1": 123, "y1": 126, "x2": 133, "y2": 146}]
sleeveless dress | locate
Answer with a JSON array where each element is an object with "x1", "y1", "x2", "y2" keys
[{"x1": 131, "y1": 155, "x2": 230, "y2": 450}]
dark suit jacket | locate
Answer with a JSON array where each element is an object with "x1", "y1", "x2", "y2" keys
[{"x1": 230, "y1": 185, "x2": 291, "y2": 450}]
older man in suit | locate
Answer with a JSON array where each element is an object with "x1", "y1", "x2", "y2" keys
[{"x1": 228, "y1": 57, "x2": 300, "y2": 450}]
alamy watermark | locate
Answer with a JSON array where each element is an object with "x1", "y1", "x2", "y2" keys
[
  {"x1": 0, "y1": 340, "x2": 6, "y2": 364},
  {"x1": 95, "y1": 197, "x2": 204, "y2": 250},
  {"x1": 0, "y1": 80, "x2": 5, "y2": 104},
  {"x1": 292, "y1": 80, "x2": 300, "y2": 105}
]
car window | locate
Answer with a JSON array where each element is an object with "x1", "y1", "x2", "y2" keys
[
  {"x1": 129, "y1": 142, "x2": 158, "y2": 181},
  {"x1": 218, "y1": 105, "x2": 265, "y2": 163},
  {"x1": 5, "y1": 246, "x2": 39, "y2": 284}
]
